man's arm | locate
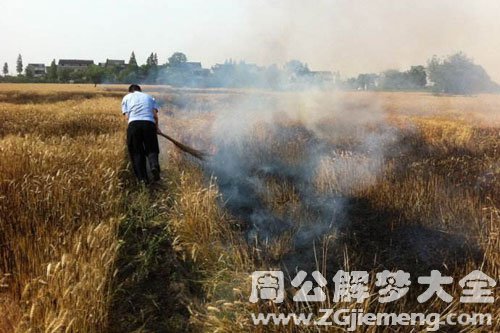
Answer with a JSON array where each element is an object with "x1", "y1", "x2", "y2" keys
[
  {"x1": 153, "y1": 109, "x2": 160, "y2": 133},
  {"x1": 122, "y1": 96, "x2": 129, "y2": 122}
]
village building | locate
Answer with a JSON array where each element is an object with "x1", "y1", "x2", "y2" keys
[
  {"x1": 25, "y1": 64, "x2": 46, "y2": 77},
  {"x1": 174, "y1": 62, "x2": 210, "y2": 76},
  {"x1": 58, "y1": 59, "x2": 94, "y2": 71},
  {"x1": 99, "y1": 59, "x2": 127, "y2": 70}
]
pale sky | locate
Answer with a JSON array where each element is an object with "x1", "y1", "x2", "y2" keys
[{"x1": 2, "y1": 0, "x2": 500, "y2": 81}]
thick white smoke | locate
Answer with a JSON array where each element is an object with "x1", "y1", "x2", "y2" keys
[{"x1": 205, "y1": 91, "x2": 399, "y2": 256}]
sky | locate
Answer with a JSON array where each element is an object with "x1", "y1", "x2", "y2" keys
[{"x1": 2, "y1": 0, "x2": 500, "y2": 81}]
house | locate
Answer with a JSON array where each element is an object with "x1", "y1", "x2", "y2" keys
[
  {"x1": 212, "y1": 61, "x2": 263, "y2": 74},
  {"x1": 58, "y1": 59, "x2": 94, "y2": 71},
  {"x1": 171, "y1": 62, "x2": 209, "y2": 77},
  {"x1": 99, "y1": 59, "x2": 126, "y2": 69},
  {"x1": 26, "y1": 64, "x2": 46, "y2": 77},
  {"x1": 212, "y1": 63, "x2": 232, "y2": 74},
  {"x1": 172, "y1": 62, "x2": 202, "y2": 71}
]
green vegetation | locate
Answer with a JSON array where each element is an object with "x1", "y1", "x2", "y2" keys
[
  {"x1": 428, "y1": 52, "x2": 498, "y2": 94},
  {"x1": 1, "y1": 51, "x2": 498, "y2": 93},
  {"x1": 15, "y1": 54, "x2": 22, "y2": 75}
]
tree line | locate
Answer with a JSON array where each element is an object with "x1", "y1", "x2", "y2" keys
[
  {"x1": 1, "y1": 51, "x2": 498, "y2": 94},
  {"x1": 342, "y1": 52, "x2": 498, "y2": 94}
]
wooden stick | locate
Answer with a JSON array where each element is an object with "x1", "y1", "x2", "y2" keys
[{"x1": 157, "y1": 131, "x2": 207, "y2": 160}]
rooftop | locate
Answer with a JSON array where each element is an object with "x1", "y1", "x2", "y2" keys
[{"x1": 58, "y1": 59, "x2": 95, "y2": 66}]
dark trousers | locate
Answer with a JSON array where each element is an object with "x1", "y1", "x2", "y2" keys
[{"x1": 127, "y1": 120, "x2": 160, "y2": 182}]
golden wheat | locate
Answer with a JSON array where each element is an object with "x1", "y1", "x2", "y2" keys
[{"x1": 0, "y1": 84, "x2": 498, "y2": 332}]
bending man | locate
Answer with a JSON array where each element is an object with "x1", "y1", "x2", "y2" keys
[{"x1": 122, "y1": 84, "x2": 161, "y2": 183}]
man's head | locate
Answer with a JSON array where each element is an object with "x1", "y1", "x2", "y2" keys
[{"x1": 128, "y1": 84, "x2": 142, "y2": 93}]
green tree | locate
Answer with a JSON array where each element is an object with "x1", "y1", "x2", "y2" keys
[
  {"x1": 284, "y1": 60, "x2": 309, "y2": 76},
  {"x1": 146, "y1": 52, "x2": 154, "y2": 67},
  {"x1": 85, "y1": 65, "x2": 106, "y2": 86},
  {"x1": 168, "y1": 52, "x2": 187, "y2": 67},
  {"x1": 143, "y1": 52, "x2": 159, "y2": 83},
  {"x1": 105, "y1": 66, "x2": 121, "y2": 83},
  {"x1": 407, "y1": 65, "x2": 427, "y2": 88},
  {"x1": 25, "y1": 65, "x2": 34, "y2": 78},
  {"x1": 16, "y1": 54, "x2": 23, "y2": 75},
  {"x1": 381, "y1": 70, "x2": 407, "y2": 90},
  {"x1": 428, "y1": 52, "x2": 496, "y2": 94},
  {"x1": 357, "y1": 73, "x2": 378, "y2": 90},
  {"x1": 122, "y1": 51, "x2": 139, "y2": 83},
  {"x1": 57, "y1": 68, "x2": 71, "y2": 82},
  {"x1": 69, "y1": 70, "x2": 84, "y2": 82},
  {"x1": 47, "y1": 59, "x2": 58, "y2": 81},
  {"x1": 128, "y1": 51, "x2": 138, "y2": 70},
  {"x1": 380, "y1": 66, "x2": 426, "y2": 90},
  {"x1": 2, "y1": 62, "x2": 8, "y2": 76},
  {"x1": 121, "y1": 70, "x2": 139, "y2": 84}
]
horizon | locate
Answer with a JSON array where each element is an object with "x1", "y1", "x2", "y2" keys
[{"x1": 2, "y1": 0, "x2": 500, "y2": 81}]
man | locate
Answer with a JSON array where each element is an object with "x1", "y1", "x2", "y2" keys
[{"x1": 122, "y1": 84, "x2": 161, "y2": 183}]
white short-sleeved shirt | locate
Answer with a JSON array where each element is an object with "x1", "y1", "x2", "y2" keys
[{"x1": 121, "y1": 91, "x2": 159, "y2": 123}]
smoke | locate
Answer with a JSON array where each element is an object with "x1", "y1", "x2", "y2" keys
[
  {"x1": 202, "y1": 0, "x2": 500, "y2": 81},
  {"x1": 4, "y1": 1, "x2": 500, "y2": 82},
  {"x1": 148, "y1": 0, "x2": 494, "y2": 269},
  {"x1": 204, "y1": 91, "x2": 398, "y2": 256}
]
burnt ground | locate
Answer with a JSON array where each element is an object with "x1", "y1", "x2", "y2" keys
[
  {"x1": 276, "y1": 131, "x2": 487, "y2": 293},
  {"x1": 209, "y1": 127, "x2": 485, "y2": 284},
  {"x1": 279, "y1": 196, "x2": 482, "y2": 278}
]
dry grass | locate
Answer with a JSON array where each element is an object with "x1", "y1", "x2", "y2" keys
[
  {"x1": 0, "y1": 84, "x2": 498, "y2": 332},
  {"x1": 0, "y1": 84, "x2": 126, "y2": 332},
  {"x1": 161, "y1": 91, "x2": 499, "y2": 332}
]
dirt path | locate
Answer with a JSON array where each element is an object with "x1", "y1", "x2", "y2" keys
[{"x1": 107, "y1": 184, "x2": 196, "y2": 332}]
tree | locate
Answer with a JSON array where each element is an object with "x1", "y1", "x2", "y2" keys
[
  {"x1": 16, "y1": 54, "x2": 23, "y2": 75},
  {"x1": 407, "y1": 65, "x2": 427, "y2": 88},
  {"x1": 381, "y1": 70, "x2": 407, "y2": 90},
  {"x1": 143, "y1": 52, "x2": 159, "y2": 84},
  {"x1": 128, "y1": 51, "x2": 138, "y2": 70},
  {"x1": 168, "y1": 52, "x2": 187, "y2": 67},
  {"x1": 2, "y1": 62, "x2": 8, "y2": 76},
  {"x1": 284, "y1": 60, "x2": 309, "y2": 77},
  {"x1": 57, "y1": 68, "x2": 71, "y2": 82},
  {"x1": 146, "y1": 52, "x2": 155, "y2": 67},
  {"x1": 85, "y1": 65, "x2": 106, "y2": 86},
  {"x1": 380, "y1": 66, "x2": 427, "y2": 90},
  {"x1": 264, "y1": 64, "x2": 283, "y2": 89},
  {"x1": 47, "y1": 59, "x2": 58, "y2": 81},
  {"x1": 25, "y1": 65, "x2": 34, "y2": 78},
  {"x1": 120, "y1": 70, "x2": 139, "y2": 84},
  {"x1": 357, "y1": 73, "x2": 378, "y2": 90},
  {"x1": 427, "y1": 52, "x2": 496, "y2": 94},
  {"x1": 69, "y1": 70, "x2": 84, "y2": 82},
  {"x1": 121, "y1": 51, "x2": 140, "y2": 83}
]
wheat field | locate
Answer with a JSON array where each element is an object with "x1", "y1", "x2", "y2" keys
[{"x1": 0, "y1": 84, "x2": 498, "y2": 332}]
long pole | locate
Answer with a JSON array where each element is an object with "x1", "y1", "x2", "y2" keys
[{"x1": 157, "y1": 131, "x2": 207, "y2": 160}]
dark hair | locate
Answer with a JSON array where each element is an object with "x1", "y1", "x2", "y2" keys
[{"x1": 128, "y1": 84, "x2": 142, "y2": 92}]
